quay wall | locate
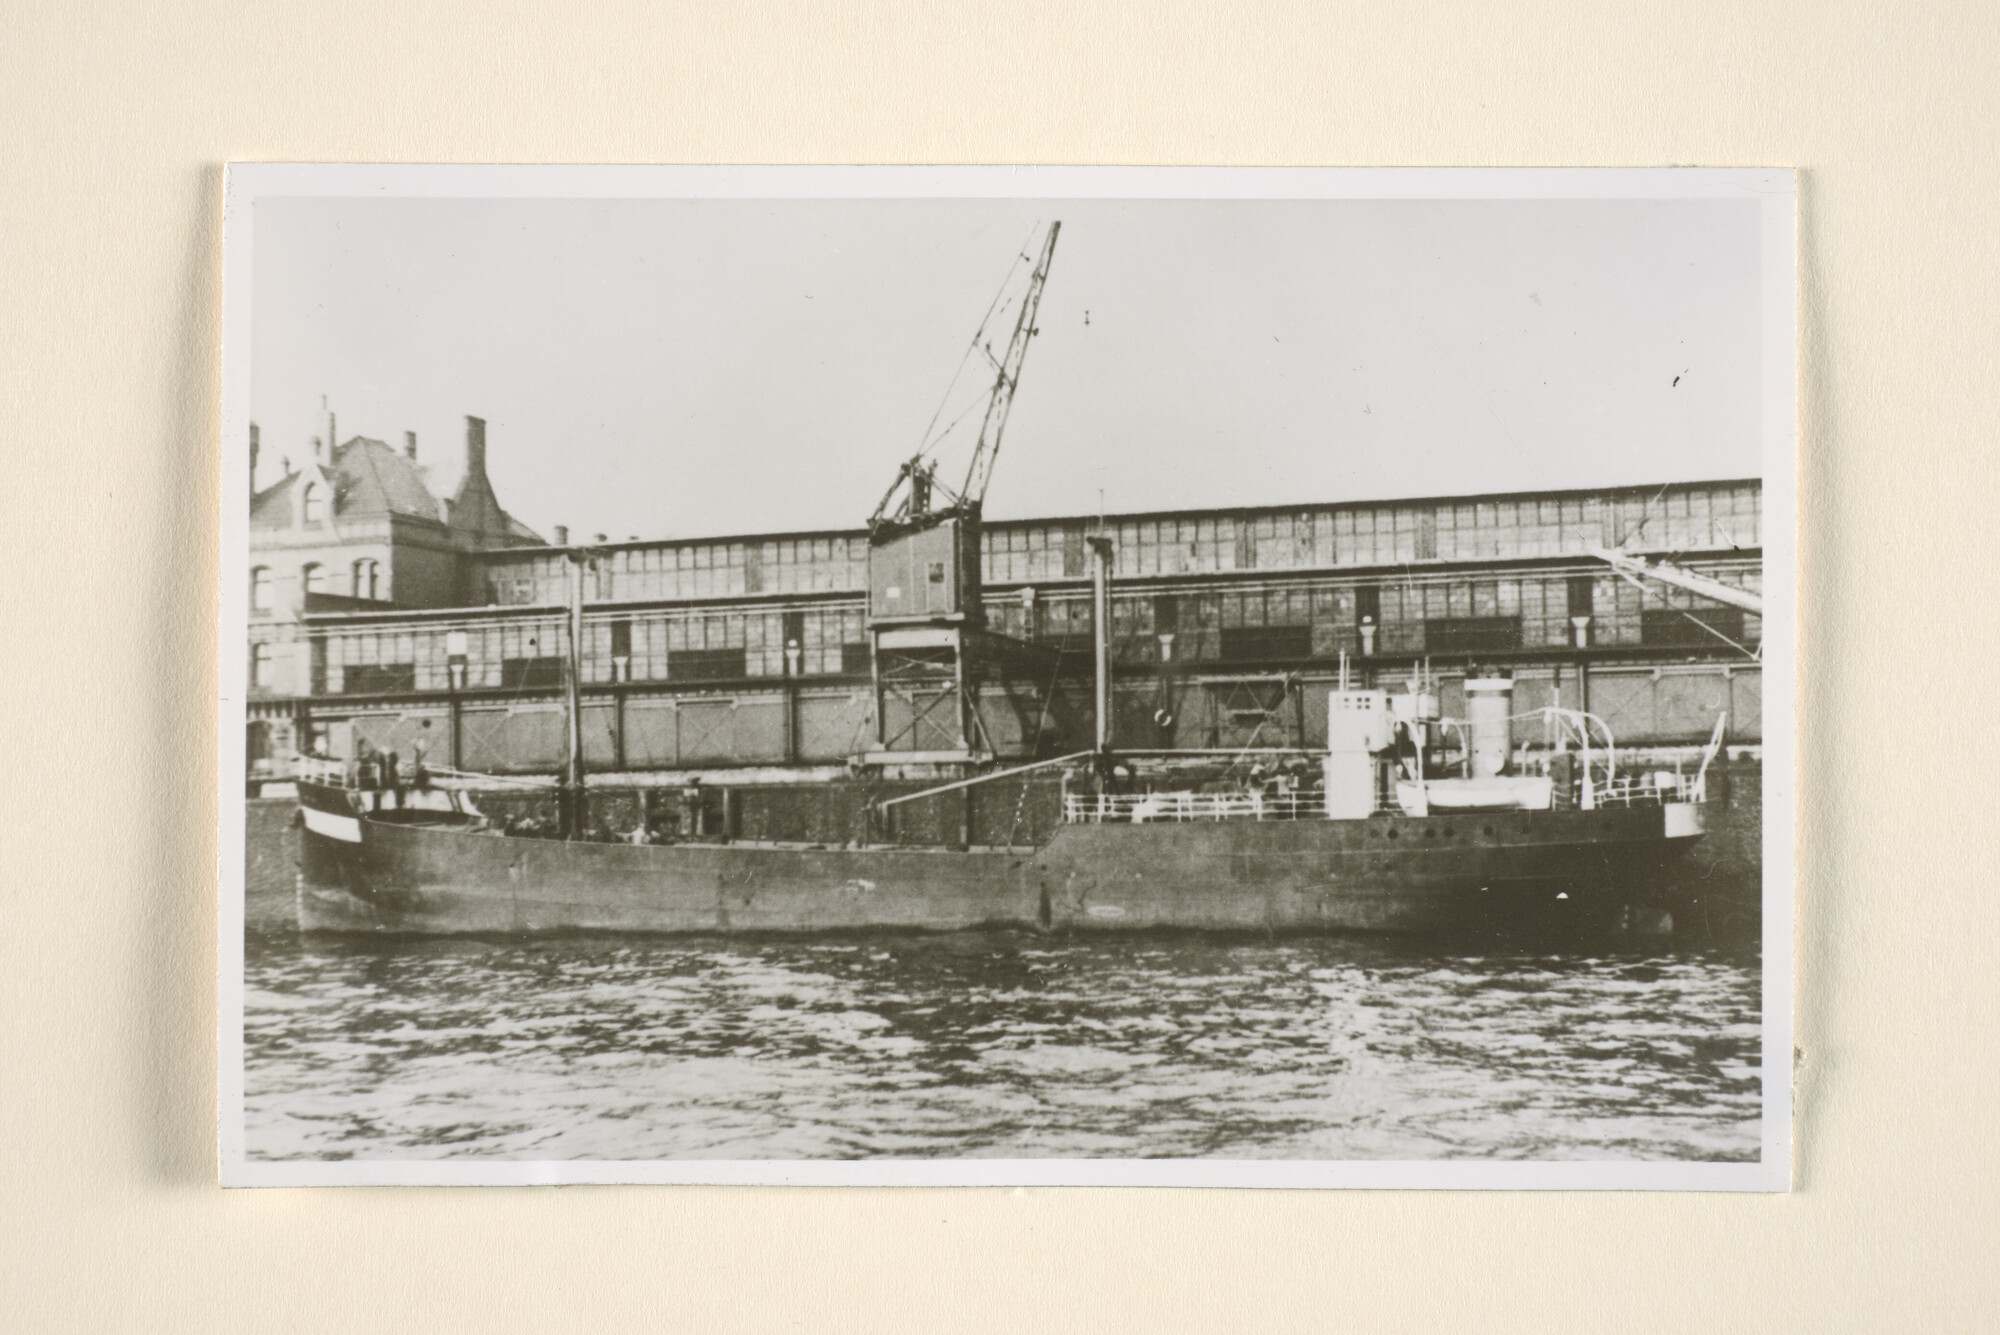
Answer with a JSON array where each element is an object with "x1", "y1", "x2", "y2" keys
[
  {"x1": 1675, "y1": 756, "x2": 1763, "y2": 937},
  {"x1": 245, "y1": 798, "x2": 299, "y2": 936}
]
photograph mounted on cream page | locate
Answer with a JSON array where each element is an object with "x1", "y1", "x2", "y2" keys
[{"x1": 216, "y1": 166, "x2": 1793, "y2": 1188}]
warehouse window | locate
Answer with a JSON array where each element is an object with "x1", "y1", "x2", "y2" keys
[
  {"x1": 671, "y1": 647, "x2": 748, "y2": 681},
  {"x1": 1641, "y1": 607, "x2": 1747, "y2": 649},
  {"x1": 250, "y1": 642, "x2": 274, "y2": 687},
  {"x1": 302, "y1": 563, "x2": 324, "y2": 596},
  {"x1": 344, "y1": 663, "x2": 417, "y2": 694},
  {"x1": 1353, "y1": 583, "x2": 1381, "y2": 626},
  {"x1": 1062, "y1": 528, "x2": 1086, "y2": 578},
  {"x1": 250, "y1": 566, "x2": 272, "y2": 612},
  {"x1": 352, "y1": 559, "x2": 379, "y2": 600},
  {"x1": 1425, "y1": 617, "x2": 1522, "y2": 655},
  {"x1": 1567, "y1": 575, "x2": 1596, "y2": 620},
  {"x1": 1416, "y1": 510, "x2": 1438, "y2": 560},
  {"x1": 500, "y1": 657, "x2": 565, "y2": 689},
  {"x1": 1219, "y1": 625, "x2": 1311, "y2": 662}
]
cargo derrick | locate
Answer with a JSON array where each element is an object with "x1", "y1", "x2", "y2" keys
[
  {"x1": 863, "y1": 222, "x2": 1066, "y2": 773},
  {"x1": 1587, "y1": 546, "x2": 1763, "y2": 659}
]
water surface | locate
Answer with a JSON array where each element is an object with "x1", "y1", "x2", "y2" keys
[{"x1": 243, "y1": 930, "x2": 1761, "y2": 1162}]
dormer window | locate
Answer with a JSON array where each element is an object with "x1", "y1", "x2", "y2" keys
[
  {"x1": 302, "y1": 482, "x2": 325, "y2": 526},
  {"x1": 250, "y1": 566, "x2": 272, "y2": 612}
]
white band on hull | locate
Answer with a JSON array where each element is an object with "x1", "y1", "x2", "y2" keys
[
  {"x1": 1663, "y1": 803, "x2": 1706, "y2": 839},
  {"x1": 302, "y1": 805, "x2": 363, "y2": 844}
]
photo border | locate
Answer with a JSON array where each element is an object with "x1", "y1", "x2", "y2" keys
[{"x1": 218, "y1": 164, "x2": 1795, "y2": 1190}]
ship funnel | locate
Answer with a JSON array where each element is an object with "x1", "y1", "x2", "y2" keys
[{"x1": 1464, "y1": 672, "x2": 1514, "y2": 778}]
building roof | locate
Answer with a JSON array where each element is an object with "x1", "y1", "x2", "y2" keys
[
  {"x1": 464, "y1": 476, "x2": 1763, "y2": 561},
  {"x1": 248, "y1": 472, "x2": 300, "y2": 528},
  {"x1": 332, "y1": 437, "x2": 444, "y2": 519},
  {"x1": 249, "y1": 433, "x2": 543, "y2": 544}
]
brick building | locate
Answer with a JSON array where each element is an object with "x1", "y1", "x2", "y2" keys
[
  {"x1": 246, "y1": 414, "x2": 544, "y2": 766},
  {"x1": 244, "y1": 420, "x2": 1762, "y2": 783}
]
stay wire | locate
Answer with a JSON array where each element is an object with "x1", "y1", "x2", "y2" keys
[{"x1": 910, "y1": 223, "x2": 1043, "y2": 465}]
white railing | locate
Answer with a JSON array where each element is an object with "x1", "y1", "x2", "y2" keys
[
  {"x1": 290, "y1": 755, "x2": 555, "y2": 791},
  {"x1": 417, "y1": 764, "x2": 560, "y2": 790},
  {"x1": 1511, "y1": 754, "x2": 1695, "y2": 809},
  {"x1": 1062, "y1": 771, "x2": 1704, "y2": 824},
  {"x1": 1589, "y1": 771, "x2": 1700, "y2": 808},
  {"x1": 293, "y1": 755, "x2": 353, "y2": 787},
  {"x1": 1063, "y1": 791, "x2": 1327, "y2": 824}
]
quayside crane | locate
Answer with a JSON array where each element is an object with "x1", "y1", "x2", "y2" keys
[
  {"x1": 868, "y1": 220, "x2": 1062, "y2": 566},
  {"x1": 862, "y1": 222, "x2": 1062, "y2": 770}
]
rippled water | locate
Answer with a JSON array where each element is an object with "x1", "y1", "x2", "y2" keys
[{"x1": 241, "y1": 931, "x2": 1761, "y2": 1162}]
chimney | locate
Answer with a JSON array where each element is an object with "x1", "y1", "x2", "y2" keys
[
  {"x1": 249, "y1": 422, "x2": 260, "y2": 482},
  {"x1": 404, "y1": 430, "x2": 418, "y2": 461},
  {"x1": 553, "y1": 525, "x2": 569, "y2": 546},
  {"x1": 464, "y1": 415, "x2": 487, "y2": 480}
]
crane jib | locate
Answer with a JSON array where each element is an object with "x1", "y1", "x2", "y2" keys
[{"x1": 870, "y1": 221, "x2": 1061, "y2": 536}]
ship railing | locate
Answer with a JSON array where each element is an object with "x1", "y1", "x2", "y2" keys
[
  {"x1": 293, "y1": 756, "x2": 353, "y2": 787},
  {"x1": 289, "y1": 755, "x2": 556, "y2": 792},
  {"x1": 1590, "y1": 772, "x2": 1701, "y2": 808},
  {"x1": 1063, "y1": 791, "x2": 1326, "y2": 824},
  {"x1": 417, "y1": 765, "x2": 560, "y2": 790},
  {"x1": 1510, "y1": 756, "x2": 1700, "y2": 808}
]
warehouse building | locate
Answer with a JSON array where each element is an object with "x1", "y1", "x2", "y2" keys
[{"x1": 246, "y1": 418, "x2": 1762, "y2": 783}]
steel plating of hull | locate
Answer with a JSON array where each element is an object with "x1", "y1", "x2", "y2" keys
[{"x1": 296, "y1": 782, "x2": 1701, "y2": 936}]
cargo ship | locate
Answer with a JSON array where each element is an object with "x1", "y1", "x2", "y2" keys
[
  {"x1": 289, "y1": 219, "x2": 1725, "y2": 937},
  {"x1": 295, "y1": 674, "x2": 1719, "y2": 936}
]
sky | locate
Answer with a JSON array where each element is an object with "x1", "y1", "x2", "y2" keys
[{"x1": 249, "y1": 195, "x2": 1763, "y2": 541}]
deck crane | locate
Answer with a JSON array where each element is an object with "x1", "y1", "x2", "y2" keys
[
  {"x1": 862, "y1": 222, "x2": 1063, "y2": 770},
  {"x1": 1588, "y1": 546, "x2": 1763, "y2": 660},
  {"x1": 1587, "y1": 547, "x2": 1764, "y2": 615}
]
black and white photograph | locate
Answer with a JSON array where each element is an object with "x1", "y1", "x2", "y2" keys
[{"x1": 218, "y1": 166, "x2": 1794, "y2": 1188}]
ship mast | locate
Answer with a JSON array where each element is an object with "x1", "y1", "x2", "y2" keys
[
  {"x1": 560, "y1": 544, "x2": 590, "y2": 837},
  {"x1": 1088, "y1": 532, "x2": 1114, "y2": 755}
]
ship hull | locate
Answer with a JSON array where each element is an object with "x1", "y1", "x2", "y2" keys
[
  {"x1": 297, "y1": 782, "x2": 1698, "y2": 937},
  {"x1": 1036, "y1": 807, "x2": 1695, "y2": 935}
]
